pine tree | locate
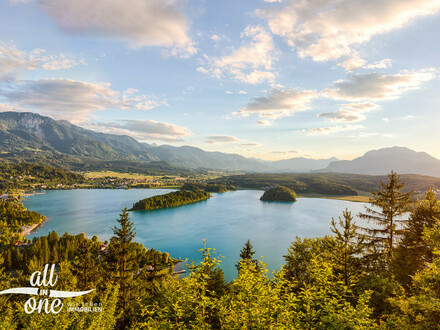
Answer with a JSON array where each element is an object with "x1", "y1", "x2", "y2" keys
[
  {"x1": 107, "y1": 207, "x2": 139, "y2": 326},
  {"x1": 393, "y1": 189, "x2": 440, "y2": 286},
  {"x1": 329, "y1": 209, "x2": 365, "y2": 286},
  {"x1": 72, "y1": 237, "x2": 99, "y2": 290},
  {"x1": 359, "y1": 171, "x2": 412, "y2": 267},
  {"x1": 236, "y1": 239, "x2": 259, "y2": 274}
]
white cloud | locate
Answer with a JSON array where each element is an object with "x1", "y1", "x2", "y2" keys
[
  {"x1": 271, "y1": 150, "x2": 298, "y2": 154},
  {"x1": 308, "y1": 124, "x2": 363, "y2": 135},
  {"x1": 241, "y1": 142, "x2": 261, "y2": 147},
  {"x1": 318, "y1": 110, "x2": 365, "y2": 123},
  {"x1": 258, "y1": 0, "x2": 440, "y2": 62},
  {"x1": 338, "y1": 56, "x2": 367, "y2": 72},
  {"x1": 0, "y1": 79, "x2": 163, "y2": 123},
  {"x1": 0, "y1": 41, "x2": 85, "y2": 79},
  {"x1": 239, "y1": 90, "x2": 247, "y2": 94},
  {"x1": 230, "y1": 70, "x2": 275, "y2": 84},
  {"x1": 365, "y1": 59, "x2": 393, "y2": 70},
  {"x1": 206, "y1": 135, "x2": 241, "y2": 144},
  {"x1": 198, "y1": 25, "x2": 276, "y2": 84},
  {"x1": 37, "y1": 0, "x2": 196, "y2": 57},
  {"x1": 318, "y1": 102, "x2": 380, "y2": 122},
  {"x1": 338, "y1": 56, "x2": 392, "y2": 72},
  {"x1": 211, "y1": 35, "x2": 221, "y2": 41},
  {"x1": 234, "y1": 88, "x2": 318, "y2": 118},
  {"x1": 325, "y1": 69, "x2": 436, "y2": 101},
  {"x1": 354, "y1": 132, "x2": 394, "y2": 138},
  {"x1": 0, "y1": 103, "x2": 16, "y2": 111},
  {"x1": 257, "y1": 119, "x2": 272, "y2": 126},
  {"x1": 88, "y1": 120, "x2": 191, "y2": 142}
]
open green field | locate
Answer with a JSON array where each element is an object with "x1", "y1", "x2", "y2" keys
[
  {"x1": 84, "y1": 171, "x2": 157, "y2": 179},
  {"x1": 84, "y1": 170, "x2": 223, "y2": 181}
]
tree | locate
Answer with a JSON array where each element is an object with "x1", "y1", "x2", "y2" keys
[
  {"x1": 283, "y1": 236, "x2": 334, "y2": 286},
  {"x1": 107, "y1": 207, "x2": 139, "y2": 327},
  {"x1": 329, "y1": 209, "x2": 365, "y2": 286},
  {"x1": 359, "y1": 171, "x2": 412, "y2": 267},
  {"x1": 72, "y1": 235, "x2": 100, "y2": 290},
  {"x1": 236, "y1": 239, "x2": 259, "y2": 274},
  {"x1": 393, "y1": 189, "x2": 440, "y2": 286}
]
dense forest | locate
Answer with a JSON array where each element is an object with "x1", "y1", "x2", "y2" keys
[
  {"x1": 130, "y1": 190, "x2": 212, "y2": 211},
  {"x1": 217, "y1": 172, "x2": 440, "y2": 197},
  {"x1": 180, "y1": 182, "x2": 236, "y2": 193},
  {"x1": 216, "y1": 173, "x2": 359, "y2": 196},
  {"x1": 260, "y1": 185, "x2": 297, "y2": 202},
  {"x1": 0, "y1": 151, "x2": 196, "y2": 177},
  {"x1": 1, "y1": 172, "x2": 440, "y2": 328},
  {"x1": 0, "y1": 162, "x2": 85, "y2": 192},
  {"x1": 0, "y1": 198, "x2": 45, "y2": 244}
]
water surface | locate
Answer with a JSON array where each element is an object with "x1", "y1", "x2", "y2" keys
[{"x1": 23, "y1": 189, "x2": 368, "y2": 280}]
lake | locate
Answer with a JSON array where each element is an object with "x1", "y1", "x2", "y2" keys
[{"x1": 23, "y1": 189, "x2": 368, "y2": 280}]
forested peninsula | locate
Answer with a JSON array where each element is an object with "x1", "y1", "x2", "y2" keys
[
  {"x1": 180, "y1": 182, "x2": 236, "y2": 193},
  {"x1": 130, "y1": 190, "x2": 212, "y2": 211}
]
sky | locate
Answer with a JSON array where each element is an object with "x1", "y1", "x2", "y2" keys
[{"x1": 1, "y1": 0, "x2": 440, "y2": 161}]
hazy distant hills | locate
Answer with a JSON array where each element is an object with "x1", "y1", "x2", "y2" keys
[
  {"x1": 269, "y1": 157, "x2": 339, "y2": 172},
  {"x1": 324, "y1": 147, "x2": 440, "y2": 177},
  {"x1": 1, "y1": 112, "x2": 440, "y2": 176}
]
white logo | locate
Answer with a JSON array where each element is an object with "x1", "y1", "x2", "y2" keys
[{"x1": 0, "y1": 264, "x2": 94, "y2": 314}]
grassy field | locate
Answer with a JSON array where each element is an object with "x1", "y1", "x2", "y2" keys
[
  {"x1": 84, "y1": 170, "x2": 224, "y2": 181},
  {"x1": 298, "y1": 192, "x2": 371, "y2": 203},
  {"x1": 326, "y1": 195, "x2": 371, "y2": 202},
  {"x1": 84, "y1": 171, "x2": 157, "y2": 179}
]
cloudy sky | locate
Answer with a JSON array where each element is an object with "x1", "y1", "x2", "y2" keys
[{"x1": 1, "y1": 0, "x2": 440, "y2": 160}]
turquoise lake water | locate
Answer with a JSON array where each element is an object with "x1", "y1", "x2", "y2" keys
[{"x1": 23, "y1": 189, "x2": 368, "y2": 280}]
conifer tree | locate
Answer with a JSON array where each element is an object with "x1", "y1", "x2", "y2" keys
[
  {"x1": 73, "y1": 236, "x2": 100, "y2": 290},
  {"x1": 393, "y1": 189, "x2": 440, "y2": 286},
  {"x1": 107, "y1": 207, "x2": 139, "y2": 326},
  {"x1": 359, "y1": 171, "x2": 412, "y2": 267},
  {"x1": 329, "y1": 209, "x2": 365, "y2": 286},
  {"x1": 236, "y1": 239, "x2": 259, "y2": 273}
]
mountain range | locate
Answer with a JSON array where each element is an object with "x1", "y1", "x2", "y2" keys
[
  {"x1": 0, "y1": 111, "x2": 439, "y2": 176},
  {"x1": 323, "y1": 147, "x2": 440, "y2": 177}
]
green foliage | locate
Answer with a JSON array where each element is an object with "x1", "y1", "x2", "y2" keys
[
  {"x1": 216, "y1": 173, "x2": 359, "y2": 196},
  {"x1": 0, "y1": 162, "x2": 85, "y2": 191},
  {"x1": 393, "y1": 189, "x2": 440, "y2": 287},
  {"x1": 217, "y1": 172, "x2": 440, "y2": 197},
  {"x1": 0, "y1": 198, "x2": 44, "y2": 232},
  {"x1": 283, "y1": 236, "x2": 335, "y2": 285},
  {"x1": 260, "y1": 185, "x2": 297, "y2": 201},
  {"x1": 4, "y1": 181, "x2": 440, "y2": 328},
  {"x1": 130, "y1": 189, "x2": 212, "y2": 211},
  {"x1": 106, "y1": 208, "x2": 139, "y2": 326},
  {"x1": 388, "y1": 229, "x2": 440, "y2": 328},
  {"x1": 236, "y1": 239, "x2": 260, "y2": 274},
  {"x1": 0, "y1": 198, "x2": 45, "y2": 246},
  {"x1": 329, "y1": 209, "x2": 365, "y2": 286},
  {"x1": 181, "y1": 182, "x2": 236, "y2": 193},
  {"x1": 359, "y1": 171, "x2": 413, "y2": 266}
]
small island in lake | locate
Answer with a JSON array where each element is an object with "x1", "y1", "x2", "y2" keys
[
  {"x1": 129, "y1": 190, "x2": 212, "y2": 211},
  {"x1": 260, "y1": 185, "x2": 297, "y2": 202}
]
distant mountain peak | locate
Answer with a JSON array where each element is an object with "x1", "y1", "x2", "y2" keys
[{"x1": 325, "y1": 146, "x2": 440, "y2": 177}]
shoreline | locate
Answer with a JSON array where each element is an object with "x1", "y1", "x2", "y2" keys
[
  {"x1": 22, "y1": 187, "x2": 370, "y2": 203},
  {"x1": 22, "y1": 218, "x2": 46, "y2": 236}
]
